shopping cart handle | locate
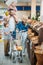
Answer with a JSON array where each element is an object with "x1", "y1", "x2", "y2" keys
[{"x1": 20, "y1": 30, "x2": 26, "y2": 32}]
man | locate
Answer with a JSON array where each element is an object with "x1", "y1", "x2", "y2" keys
[
  {"x1": 7, "y1": 1, "x2": 17, "y2": 55},
  {"x1": 16, "y1": 15, "x2": 29, "y2": 55}
]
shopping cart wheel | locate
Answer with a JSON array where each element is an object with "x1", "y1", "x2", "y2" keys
[
  {"x1": 18, "y1": 57, "x2": 23, "y2": 63},
  {"x1": 13, "y1": 56, "x2": 16, "y2": 63},
  {"x1": 12, "y1": 52, "x2": 17, "y2": 63},
  {"x1": 20, "y1": 58, "x2": 23, "y2": 63},
  {"x1": 12, "y1": 54, "x2": 16, "y2": 63}
]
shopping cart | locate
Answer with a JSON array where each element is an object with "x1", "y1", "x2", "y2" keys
[{"x1": 9, "y1": 31, "x2": 23, "y2": 63}]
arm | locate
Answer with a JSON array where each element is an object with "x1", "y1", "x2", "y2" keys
[
  {"x1": 4, "y1": 27, "x2": 10, "y2": 35},
  {"x1": 4, "y1": 32, "x2": 10, "y2": 35},
  {"x1": 15, "y1": 23, "x2": 19, "y2": 32}
]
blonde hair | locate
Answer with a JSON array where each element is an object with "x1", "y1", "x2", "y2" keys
[{"x1": 22, "y1": 15, "x2": 28, "y2": 21}]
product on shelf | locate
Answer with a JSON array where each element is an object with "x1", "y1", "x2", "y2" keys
[
  {"x1": 29, "y1": 33, "x2": 34, "y2": 39},
  {"x1": 0, "y1": 34, "x2": 2, "y2": 39},
  {"x1": 30, "y1": 36, "x2": 39, "y2": 44},
  {"x1": 33, "y1": 22, "x2": 41, "y2": 28},
  {"x1": 31, "y1": 36, "x2": 38, "y2": 41},
  {"x1": 31, "y1": 20, "x2": 36, "y2": 26},
  {"x1": 28, "y1": 29, "x2": 32, "y2": 35},
  {"x1": 34, "y1": 49, "x2": 43, "y2": 65},
  {"x1": 35, "y1": 45, "x2": 41, "y2": 50},
  {"x1": 0, "y1": 16, "x2": 4, "y2": 41}
]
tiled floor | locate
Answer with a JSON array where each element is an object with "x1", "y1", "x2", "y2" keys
[{"x1": 0, "y1": 42, "x2": 31, "y2": 65}]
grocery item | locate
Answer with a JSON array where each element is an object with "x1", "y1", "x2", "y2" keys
[
  {"x1": 0, "y1": 34, "x2": 2, "y2": 39},
  {"x1": 0, "y1": 16, "x2": 4, "y2": 41}
]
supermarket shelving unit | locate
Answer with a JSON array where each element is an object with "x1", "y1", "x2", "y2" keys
[{"x1": 0, "y1": 16, "x2": 4, "y2": 42}]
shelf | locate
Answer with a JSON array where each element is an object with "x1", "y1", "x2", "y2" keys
[{"x1": 29, "y1": 24, "x2": 38, "y2": 34}]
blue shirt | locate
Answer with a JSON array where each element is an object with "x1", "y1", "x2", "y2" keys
[{"x1": 16, "y1": 21, "x2": 29, "y2": 31}]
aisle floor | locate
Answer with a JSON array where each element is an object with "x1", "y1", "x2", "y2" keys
[{"x1": 0, "y1": 42, "x2": 31, "y2": 65}]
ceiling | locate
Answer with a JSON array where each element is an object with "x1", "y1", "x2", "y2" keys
[{"x1": 0, "y1": 0, "x2": 41, "y2": 3}]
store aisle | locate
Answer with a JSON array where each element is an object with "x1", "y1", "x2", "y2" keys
[{"x1": 0, "y1": 42, "x2": 31, "y2": 65}]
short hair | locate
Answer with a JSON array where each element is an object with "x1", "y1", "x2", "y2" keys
[
  {"x1": 22, "y1": 15, "x2": 28, "y2": 21},
  {"x1": 8, "y1": 9, "x2": 14, "y2": 11}
]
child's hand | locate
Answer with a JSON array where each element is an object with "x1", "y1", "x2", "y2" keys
[
  {"x1": 16, "y1": 29, "x2": 19, "y2": 32},
  {"x1": 4, "y1": 32, "x2": 9, "y2": 35}
]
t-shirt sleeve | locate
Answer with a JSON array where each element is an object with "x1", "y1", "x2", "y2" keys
[{"x1": 9, "y1": 17, "x2": 15, "y2": 31}]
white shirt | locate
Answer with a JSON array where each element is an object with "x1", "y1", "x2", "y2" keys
[{"x1": 9, "y1": 16, "x2": 15, "y2": 32}]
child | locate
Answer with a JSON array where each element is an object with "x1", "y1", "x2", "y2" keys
[
  {"x1": 16, "y1": 15, "x2": 29, "y2": 56},
  {"x1": 4, "y1": 22, "x2": 10, "y2": 56}
]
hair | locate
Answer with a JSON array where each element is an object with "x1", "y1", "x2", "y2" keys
[
  {"x1": 8, "y1": 9, "x2": 14, "y2": 11},
  {"x1": 8, "y1": 9, "x2": 14, "y2": 16},
  {"x1": 22, "y1": 15, "x2": 27, "y2": 20}
]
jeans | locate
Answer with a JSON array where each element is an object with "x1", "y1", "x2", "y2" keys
[{"x1": 19, "y1": 31, "x2": 27, "y2": 54}]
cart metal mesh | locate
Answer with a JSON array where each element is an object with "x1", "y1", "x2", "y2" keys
[{"x1": 10, "y1": 31, "x2": 22, "y2": 51}]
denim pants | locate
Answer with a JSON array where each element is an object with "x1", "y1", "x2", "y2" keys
[{"x1": 19, "y1": 31, "x2": 27, "y2": 54}]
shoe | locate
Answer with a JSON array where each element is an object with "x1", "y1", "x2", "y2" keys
[{"x1": 5, "y1": 54, "x2": 9, "y2": 56}]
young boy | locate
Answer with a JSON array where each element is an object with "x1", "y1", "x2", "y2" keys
[{"x1": 16, "y1": 15, "x2": 29, "y2": 56}]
